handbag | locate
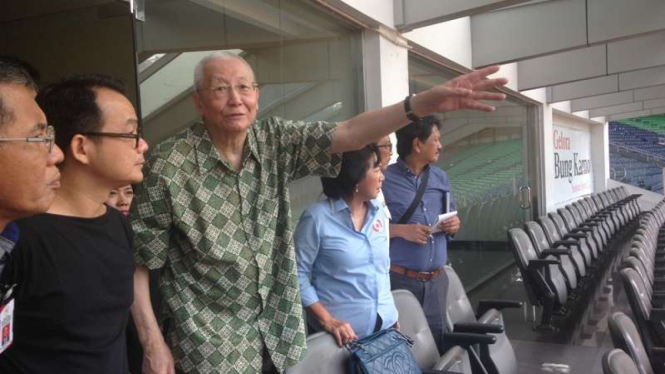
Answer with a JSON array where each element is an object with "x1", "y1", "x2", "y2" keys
[{"x1": 347, "y1": 328, "x2": 422, "y2": 374}]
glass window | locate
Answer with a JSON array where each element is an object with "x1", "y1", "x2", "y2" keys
[
  {"x1": 409, "y1": 55, "x2": 535, "y2": 288},
  {"x1": 135, "y1": 0, "x2": 363, "y2": 225}
]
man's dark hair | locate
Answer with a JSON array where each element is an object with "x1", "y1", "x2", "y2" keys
[
  {"x1": 37, "y1": 74, "x2": 127, "y2": 153},
  {"x1": 395, "y1": 115, "x2": 441, "y2": 159},
  {"x1": 0, "y1": 56, "x2": 40, "y2": 129},
  {"x1": 321, "y1": 144, "x2": 381, "y2": 200}
]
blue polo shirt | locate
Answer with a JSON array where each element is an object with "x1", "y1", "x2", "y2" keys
[
  {"x1": 383, "y1": 158, "x2": 455, "y2": 272},
  {"x1": 294, "y1": 198, "x2": 398, "y2": 338}
]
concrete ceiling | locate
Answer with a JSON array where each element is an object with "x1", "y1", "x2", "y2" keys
[{"x1": 400, "y1": 0, "x2": 665, "y2": 122}]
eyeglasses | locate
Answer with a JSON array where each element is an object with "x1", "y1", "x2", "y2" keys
[
  {"x1": 81, "y1": 129, "x2": 143, "y2": 149},
  {"x1": 202, "y1": 82, "x2": 258, "y2": 98},
  {"x1": 377, "y1": 143, "x2": 393, "y2": 149},
  {"x1": 0, "y1": 125, "x2": 56, "y2": 153}
]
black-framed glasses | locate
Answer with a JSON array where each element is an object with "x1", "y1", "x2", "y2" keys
[
  {"x1": 0, "y1": 125, "x2": 56, "y2": 153},
  {"x1": 81, "y1": 130, "x2": 143, "y2": 149}
]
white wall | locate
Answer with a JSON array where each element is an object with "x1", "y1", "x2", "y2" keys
[
  {"x1": 404, "y1": 17, "x2": 473, "y2": 68},
  {"x1": 340, "y1": 0, "x2": 395, "y2": 27}
]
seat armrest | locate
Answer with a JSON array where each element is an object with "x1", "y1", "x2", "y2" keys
[
  {"x1": 442, "y1": 332, "x2": 496, "y2": 348},
  {"x1": 541, "y1": 249, "x2": 571, "y2": 257},
  {"x1": 553, "y1": 240, "x2": 580, "y2": 248},
  {"x1": 649, "y1": 346, "x2": 665, "y2": 359},
  {"x1": 579, "y1": 222, "x2": 600, "y2": 227},
  {"x1": 650, "y1": 308, "x2": 665, "y2": 320},
  {"x1": 477, "y1": 300, "x2": 522, "y2": 314},
  {"x1": 527, "y1": 259, "x2": 560, "y2": 270},
  {"x1": 564, "y1": 233, "x2": 587, "y2": 239},
  {"x1": 453, "y1": 322, "x2": 503, "y2": 334},
  {"x1": 572, "y1": 227, "x2": 594, "y2": 233}
]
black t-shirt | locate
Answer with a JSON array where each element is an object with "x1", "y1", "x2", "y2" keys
[{"x1": 0, "y1": 208, "x2": 134, "y2": 374}]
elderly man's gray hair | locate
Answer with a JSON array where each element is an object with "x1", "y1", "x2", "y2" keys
[
  {"x1": 0, "y1": 56, "x2": 39, "y2": 128},
  {"x1": 193, "y1": 52, "x2": 254, "y2": 91}
]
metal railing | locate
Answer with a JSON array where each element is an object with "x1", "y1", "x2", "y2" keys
[{"x1": 610, "y1": 142, "x2": 665, "y2": 167}]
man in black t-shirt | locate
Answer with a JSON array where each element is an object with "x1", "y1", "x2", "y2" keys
[{"x1": 0, "y1": 75, "x2": 149, "y2": 374}]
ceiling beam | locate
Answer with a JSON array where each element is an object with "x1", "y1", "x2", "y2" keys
[
  {"x1": 394, "y1": 0, "x2": 532, "y2": 32},
  {"x1": 547, "y1": 68, "x2": 665, "y2": 103},
  {"x1": 571, "y1": 89, "x2": 665, "y2": 112},
  {"x1": 518, "y1": 32, "x2": 665, "y2": 90},
  {"x1": 471, "y1": 0, "x2": 665, "y2": 68},
  {"x1": 608, "y1": 108, "x2": 664, "y2": 121}
]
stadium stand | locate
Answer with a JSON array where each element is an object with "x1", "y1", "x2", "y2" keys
[
  {"x1": 440, "y1": 140, "x2": 524, "y2": 241},
  {"x1": 609, "y1": 121, "x2": 665, "y2": 193}
]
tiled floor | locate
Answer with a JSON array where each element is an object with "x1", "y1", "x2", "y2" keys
[{"x1": 460, "y1": 228, "x2": 637, "y2": 374}]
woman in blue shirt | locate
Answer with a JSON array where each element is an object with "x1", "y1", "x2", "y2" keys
[{"x1": 295, "y1": 144, "x2": 398, "y2": 347}]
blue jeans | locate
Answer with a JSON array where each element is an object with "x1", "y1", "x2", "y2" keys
[{"x1": 390, "y1": 269, "x2": 449, "y2": 354}]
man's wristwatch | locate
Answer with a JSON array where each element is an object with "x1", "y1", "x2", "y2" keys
[{"x1": 403, "y1": 94, "x2": 421, "y2": 122}]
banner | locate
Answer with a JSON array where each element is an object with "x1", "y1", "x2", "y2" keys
[{"x1": 552, "y1": 125, "x2": 593, "y2": 203}]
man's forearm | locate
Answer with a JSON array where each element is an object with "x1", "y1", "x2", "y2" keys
[
  {"x1": 131, "y1": 266, "x2": 165, "y2": 347},
  {"x1": 331, "y1": 101, "x2": 412, "y2": 154}
]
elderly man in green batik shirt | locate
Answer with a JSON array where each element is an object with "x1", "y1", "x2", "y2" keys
[{"x1": 129, "y1": 51, "x2": 508, "y2": 374}]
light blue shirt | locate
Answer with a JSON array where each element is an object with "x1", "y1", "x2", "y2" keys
[{"x1": 295, "y1": 198, "x2": 398, "y2": 338}]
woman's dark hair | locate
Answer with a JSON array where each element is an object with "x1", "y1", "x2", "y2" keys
[
  {"x1": 396, "y1": 115, "x2": 441, "y2": 159},
  {"x1": 321, "y1": 144, "x2": 381, "y2": 199},
  {"x1": 36, "y1": 74, "x2": 127, "y2": 153}
]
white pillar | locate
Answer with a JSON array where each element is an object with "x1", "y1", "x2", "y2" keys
[
  {"x1": 362, "y1": 29, "x2": 410, "y2": 163},
  {"x1": 591, "y1": 121, "x2": 610, "y2": 192}
]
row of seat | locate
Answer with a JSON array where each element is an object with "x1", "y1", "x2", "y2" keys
[
  {"x1": 606, "y1": 199, "x2": 665, "y2": 374},
  {"x1": 287, "y1": 265, "x2": 521, "y2": 374},
  {"x1": 508, "y1": 186, "x2": 641, "y2": 329}
]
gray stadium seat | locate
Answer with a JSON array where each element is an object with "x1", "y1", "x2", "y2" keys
[
  {"x1": 393, "y1": 289, "x2": 494, "y2": 373},
  {"x1": 445, "y1": 265, "x2": 519, "y2": 374},
  {"x1": 602, "y1": 349, "x2": 640, "y2": 374},
  {"x1": 608, "y1": 312, "x2": 655, "y2": 374},
  {"x1": 284, "y1": 331, "x2": 350, "y2": 374}
]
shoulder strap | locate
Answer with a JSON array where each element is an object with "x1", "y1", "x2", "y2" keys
[{"x1": 398, "y1": 168, "x2": 430, "y2": 225}]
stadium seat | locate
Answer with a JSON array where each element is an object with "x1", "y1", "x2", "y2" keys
[
  {"x1": 508, "y1": 228, "x2": 569, "y2": 329},
  {"x1": 608, "y1": 312, "x2": 659, "y2": 374},
  {"x1": 393, "y1": 289, "x2": 495, "y2": 374},
  {"x1": 602, "y1": 349, "x2": 641, "y2": 374},
  {"x1": 284, "y1": 331, "x2": 349, "y2": 374},
  {"x1": 445, "y1": 265, "x2": 520, "y2": 374}
]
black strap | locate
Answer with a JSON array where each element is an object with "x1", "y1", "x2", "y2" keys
[{"x1": 398, "y1": 168, "x2": 430, "y2": 224}]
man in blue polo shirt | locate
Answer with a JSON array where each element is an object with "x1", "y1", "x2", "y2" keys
[{"x1": 383, "y1": 115, "x2": 461, "y2": 354}]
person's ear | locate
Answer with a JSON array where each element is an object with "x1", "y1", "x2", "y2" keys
[
  {"x1": 192, "y1": 91, "x2": 205, "y2": 116},
  {"x1": 69, "y1": 134, "x2": 93, "y2": 165},
  {"x1": 412, "y1": 137, "x2": 421, "y2": 154}
]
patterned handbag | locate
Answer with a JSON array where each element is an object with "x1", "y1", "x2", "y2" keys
[{"x1": 347, "y1": 328, "x2": 422, "y2": 374}]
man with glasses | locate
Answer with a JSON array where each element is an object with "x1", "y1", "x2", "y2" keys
[
  {"x1": 130, "y1": 51, "x2": 507, "y2": 374},
  {"x1": 0, "y1": 57, "x2": 64, "y2": 357},
  {"x1": 0, "y1": 74, "x2": 149, "y2": 374}
]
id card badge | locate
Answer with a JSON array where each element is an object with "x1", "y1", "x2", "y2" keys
[{"x1": 0, "y1": 298, "x2": 14, "y2": 354}]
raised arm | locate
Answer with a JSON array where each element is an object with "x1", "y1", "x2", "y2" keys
[{"x1": 331, "y1": 66, "x2": 508, "y2": 153}]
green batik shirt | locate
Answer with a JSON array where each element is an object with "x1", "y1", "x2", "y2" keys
[{"x1": 131, "y1": 118, "x2": 342, "y2": 374}]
